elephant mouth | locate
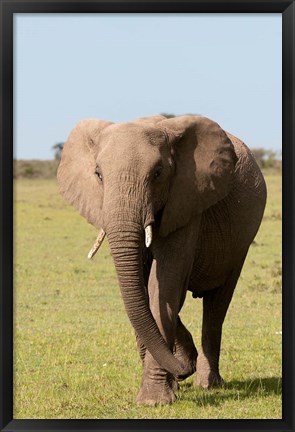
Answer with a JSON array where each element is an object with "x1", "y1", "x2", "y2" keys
[{"x1": 87, "y1": 224, "x2": 153, "y2": 259}]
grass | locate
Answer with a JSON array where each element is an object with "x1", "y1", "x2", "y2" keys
[{"x1": 13, "y1": 173, "x2": 282, "y2": 419}]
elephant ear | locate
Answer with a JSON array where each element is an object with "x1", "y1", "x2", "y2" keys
[
  {"x1": 157, "y1": 116, "x2": 237, "y2": 237},
  {"x1": 57, "y1": 119, "x2": 112, "y2": 229}
]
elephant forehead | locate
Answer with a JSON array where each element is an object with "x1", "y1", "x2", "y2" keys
[{"x1": 100, "y1": 122, "x2": 167, "y2": 148}]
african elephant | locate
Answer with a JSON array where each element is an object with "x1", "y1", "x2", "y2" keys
[{"x1": 57, "y1": 115, "x2": 266, "y2": 405}]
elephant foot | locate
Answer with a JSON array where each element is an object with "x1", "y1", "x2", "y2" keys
[
  {"x1": 136, "y1": 374, "x2": 177, "y2": 406},
  {"x1": 168, "y1": 373, "x2": 179, "y2": 392},
  {"x1": 174, "y1": 349, "x2": 197, "y2": 382},
  {"x1": 195, "y1": 354, "x2": 224, "y2": 389},
  {"x1": 174, "y1": 360, "x2": 196, "y2": 382},
  {"x1": 194, "y1": 370, "x2": 224, "y2": 389},
  {"x1": 174, "y1": 317, "x2": 198, "y2": 381}
]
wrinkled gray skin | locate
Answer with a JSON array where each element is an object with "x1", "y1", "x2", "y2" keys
[{"x1": 57, "y1": 115, "x2": 266, "y2": 405}]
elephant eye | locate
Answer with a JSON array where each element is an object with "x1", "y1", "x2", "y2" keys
[
  {"x1": 95, "y1": 167, "x2": 103, "y2": 182},
  {"x1": 153, "y1": 166, "x2": 163, "y2": 180}
]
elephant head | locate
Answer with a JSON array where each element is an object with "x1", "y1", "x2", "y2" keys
[{"x1": 57, "y1": 115, "x2": 237, "y2": 377}]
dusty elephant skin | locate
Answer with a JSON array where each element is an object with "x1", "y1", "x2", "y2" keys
[{"x1": 57, "y1": 115, "x2": 266, "y2": 406}]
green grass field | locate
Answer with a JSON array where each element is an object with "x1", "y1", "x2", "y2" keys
[{"x1": 14, "y1": 173, "x2": 282, "y2": 419}]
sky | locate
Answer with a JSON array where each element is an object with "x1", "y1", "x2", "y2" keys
[{"x1": 14, "y1": 13, "x2": 282, "y2": 160}]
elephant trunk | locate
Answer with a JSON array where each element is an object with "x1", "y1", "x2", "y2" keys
[{"x1": 106, "y1": 221, "x2": 187, "y2": 377}]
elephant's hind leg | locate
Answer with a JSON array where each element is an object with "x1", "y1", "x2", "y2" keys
[{"x1": 195, "y1": 255, "x2": 247, "y2": 389}]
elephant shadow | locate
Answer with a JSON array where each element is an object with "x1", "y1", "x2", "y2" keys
[{"x1": 179, "y1": 376, "x2": 282, "y2": 407}]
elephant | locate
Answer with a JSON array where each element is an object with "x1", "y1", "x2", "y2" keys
[{"x1": 57, "y1": 114, "x2": 266, "y2": 406}]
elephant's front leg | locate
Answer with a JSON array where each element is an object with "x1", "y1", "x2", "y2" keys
[
  {"x1": 136, "y1": 221, "x2": 199, "y2": 406},
  {"x1": 174, "y1": 316, "x2": 198, "y2": 382}
]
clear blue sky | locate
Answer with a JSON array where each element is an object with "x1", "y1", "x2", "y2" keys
[{"x1": 14, "y1": 13, "x2": 282, "y2": 160}]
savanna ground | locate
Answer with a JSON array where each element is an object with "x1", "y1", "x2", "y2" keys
[{"x1": 14, "y1": 172, "x2": 282, "y2": 419}]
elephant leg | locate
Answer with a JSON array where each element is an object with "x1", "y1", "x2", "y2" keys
[
  {"x1": 136, "y1": 314, "x2": 197, "y2": 394},
  {"x1": 195, "y1": 256, "x2": 246, "y2": 389},
  {"x1": 174, "y1": 316, "x2": 198, "y2": 382},
  {"x1": 136, "y1": 221, "x2": 200, "y2": 406}
]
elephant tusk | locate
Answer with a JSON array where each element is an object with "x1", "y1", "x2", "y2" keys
[
  {"x1": 87, "y1": 229, "x2": 106, "y2": 259},
  {"x1": 145, "y1": 225, "x2": 153, "y2": 248}
]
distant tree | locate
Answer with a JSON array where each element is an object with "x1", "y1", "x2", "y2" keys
[
  {"x1": 160, "y1": 113, "x2": 201, "y2": 118},
  {"x1": 160, "y1": 113, "x2": 176, "y2": 118},
  {"x1": 251, "y1": 148, "x2": 281, "y2": 169},
  {"x1": 52, "y1": 142, "x2": 64, "y2": 160}
]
